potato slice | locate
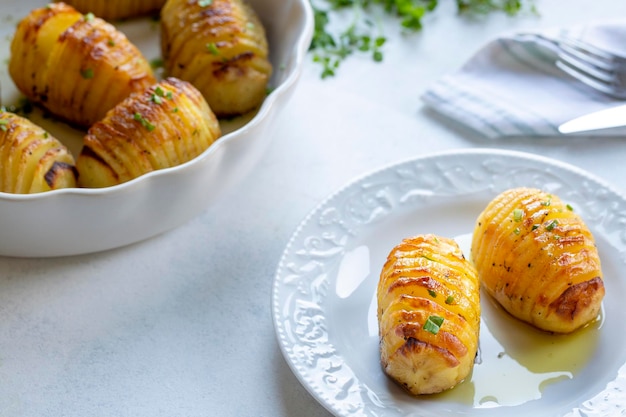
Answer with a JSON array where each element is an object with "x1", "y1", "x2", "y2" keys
[
  {"x1": 471, "y1": 187, "x2": 604, "y2": 333},
  {"x1": 9, "y1": 2, "x2": 156, "y2": 128},
  {"x1": 75, "y1": 77, "x2": 221, "y2": 188},
  {"x1": 0, "y1": 112, "x2": 77, "y2": 194},
  {"x1": 57, "y1": 0, "x2": 167, "y2": 20},
  {"x1": 160, "y1": 0, "x2": 272, "y2": 117},
  {"x1": 378, "y1": 234, "x2": 480, "y2": 395}
]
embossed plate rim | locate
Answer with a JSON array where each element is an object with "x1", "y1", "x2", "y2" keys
[{"x1": 272, "y1": 148, "x2": 626, "y2": 417}]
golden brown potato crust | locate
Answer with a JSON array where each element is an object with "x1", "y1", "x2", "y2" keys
[
  {"x1": 160, "y1": 0, "x2": 272, "y2": 117},
  {"x1": 471, "y1": 187, "x2": 604, "y2": 333},
  {"x1": 75, "y1": 77, "x2": 221, "y2": 188},
  {"x1": 9, "y1": 2, "x2": 156, "y2": 128},
  {"x1": 377, "y1": 234, "x2": 480, "y2": 395},
  {"x1": 57, "y1": 0, "x2": 167, "y2": 20},
  {"x1": 0, "y1": 112, "x2": 77, "y2": 193}
]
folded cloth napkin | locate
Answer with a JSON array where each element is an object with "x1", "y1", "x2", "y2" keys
[{"x1": 421, "y1": 19, "x2": 626, "y2": 138}]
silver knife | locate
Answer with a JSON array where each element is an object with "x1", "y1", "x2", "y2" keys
[{"x1": 559, "y1": 104, "x2": 626, "y2": 134}]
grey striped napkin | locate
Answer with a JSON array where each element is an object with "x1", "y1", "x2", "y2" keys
[{"x1": 421, "y1": 20, "x2": 626, "y2": 139}]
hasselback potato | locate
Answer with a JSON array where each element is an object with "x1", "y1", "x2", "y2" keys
[
  {"x1": 160, "y1": 0, "x2": 272, "y2": 117},
  {"x1": 0, "y1": 112, "x2": 77, "y2": 193},
  {"x1": 471, "y1": 187, "x2": 604, "y2": 333},
  {"x1": 9, "y1": 2, "x2": 156, "y2": 128},
  {"x1": 75, "y1": 77, "x2": 221, "y2": 188},
  {"x1": 377, "y1": 234, "x2": 480, "y2": 395},
  {"x1": 57, "y1": 0, "x2": 167, "y2": 20}
]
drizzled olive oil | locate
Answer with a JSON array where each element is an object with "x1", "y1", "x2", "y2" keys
[
  {"x1": 436, "y1": 291, "x2": 602, "y2": 407},
  {"x1": 436, "y1": 233, "x2": 604, "y2": 408}
]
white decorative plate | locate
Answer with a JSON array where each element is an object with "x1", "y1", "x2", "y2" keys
[{"x1": 272, "y1": 148, "x2": 626, "y2": 417}]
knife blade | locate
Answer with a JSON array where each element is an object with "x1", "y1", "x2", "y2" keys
[{"x1": 558, "y1": 104, "x2": 626, "y2": 134}]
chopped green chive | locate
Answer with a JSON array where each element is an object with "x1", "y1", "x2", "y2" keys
[
  {"x1": 423, "y1": 315, "x2": 444, "y2": 335},
  {"x1": 84, "y1": 12, "x2": 95, "y2": 22},
  {"x1": 513, "y1": 208, "x2": 523, "y2": 222},
  {"x1": 206, "y1": 42, "x2": 219, "y2": 55},
  {"x1": 150, "y1": 87, "x2": 163, "y2": 103},
  {"x1": 445, "y1": 295, "x2": 454, "y2": 305},
  {"x1": 198, "y1": 0, "x2": 213, "y2": 6},
  {"x1": 427, "y1": 289, "x2": 437, "y2": 298},
  {"x1": 80, "y1": 68, "x2": 94, "y2": 79},
  {"x1": 546, "y1": 219, "x2": 558, "y2": 231},
  {"x1": 134, "y1": 112, "x2": 156, "y2": 132},
  {"x1": 513, "y1": 227, "x2": 521, "y2": 235},
  {"x1": 150, "y1": 86, "x2": 173, "y2": 104},
  {"x1": 43, "y1": 132, "x2": 49, "y2": 138},
  {"x1": 107, "y1": 39, "x2": 116, "y2": 47},
  {"x1": 566, "y1": 204, "x2": 574, "y2": 211},
  {"x1": 531, "y1": 224, "x2": 540, "y2": 231},
  {"x1": 150, "y1": 58, "x2": 164, "y2": 69}
]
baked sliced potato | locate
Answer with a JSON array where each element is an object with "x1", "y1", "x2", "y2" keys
[
  {"x1": 377, "y1": 234, "x2": 480, "y2": 395},
  {"x1": 160, "y1": 0, "x2": 272, "y2": 117},
  {"x1": 75, "y1": 77, "x2": 221, "y2": 188},
  {"x1": 57, "y1": 0, "x2": 167, "y2": 20},
  {"x1": 9, "y1": 2, "x2": 156, "y2": 128},
  {"x1": 471, "y1": 187, "x2": 604, "y2": 333},
  {"x1": 0, "y1": 112, "x2": 77, "y2": 193}
]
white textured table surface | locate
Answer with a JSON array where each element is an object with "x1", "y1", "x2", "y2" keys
[{"x1": 2, "y1": 2, "x2": 626, "y2": 417}]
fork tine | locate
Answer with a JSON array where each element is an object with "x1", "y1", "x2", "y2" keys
[
  {"x1": 558, "y1": 39, "x2": 616, "y2": 72},
  {"x1": 558, "y1": 48, "x2": 616, "y2": 83},
  {"x1": 551, "y1": 35, "x2": 626, "y2": 98},
  {"x1": 556, "y1": 59, "x2": 626, "y2": 99},
  {"x1": 559, "y1": 36, "x2": 625, "y2": 65},
  {"x1": 527, "y1": 32, "x2": 626, "y2": 98}
]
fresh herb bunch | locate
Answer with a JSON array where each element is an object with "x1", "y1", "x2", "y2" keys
[
  {"x1": 456, "y1": 0, "x2": 527, "y2": 15},
  {"x1": 310, "y1": 0, "x2": 534, "y2": 78}
]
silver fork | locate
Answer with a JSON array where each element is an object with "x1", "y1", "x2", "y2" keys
[
  {"x1": 518, "y1": 33, "x2": 626, "y2": 99},
  {"x1": 555, "y1": 36, "x2": 626, "y2": 99}
]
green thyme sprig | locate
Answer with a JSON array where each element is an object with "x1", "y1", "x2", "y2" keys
[
  {"x1": 310, "y1": 1, "x2": 387, "y2": 78},
  {"x1": 310, "y1": 0, "x2": 536, "y2": 78},
  {"x1": 456, "y1": 0, "x2": 531, "y2": 16}
]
